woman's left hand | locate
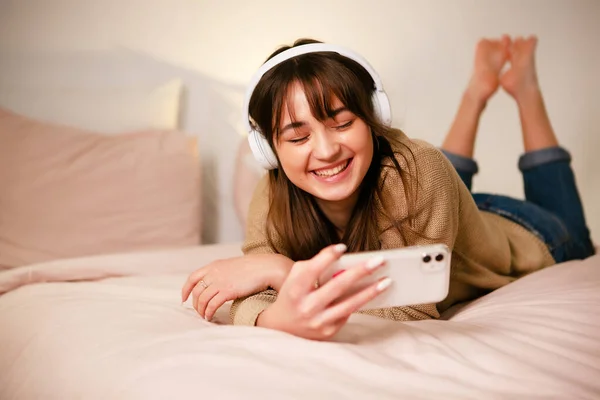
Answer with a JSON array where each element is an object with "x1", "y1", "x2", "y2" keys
[{"x1": 181, "y1": 254, "x2": 293, "y2": 321}]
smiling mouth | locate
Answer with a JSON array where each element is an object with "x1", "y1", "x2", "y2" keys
[{"x1": 311, "y1": 159, "x2": 351, "y2": 178}]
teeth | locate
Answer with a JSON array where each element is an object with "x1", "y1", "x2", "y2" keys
[{"x1": 314, "y1": 160, "x2": 349, "y2": 177}]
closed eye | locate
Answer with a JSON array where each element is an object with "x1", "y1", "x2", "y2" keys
[
  {"x1": 289, "y1": 136, "x2": 308, "y2": 144},
  {"x1": 335, "y1": 120, "x2": 354, "y2": 130}
]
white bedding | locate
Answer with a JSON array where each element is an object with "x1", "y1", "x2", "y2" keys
[{"x1": 0, "y1": 244, "x2": 599, "y2": 399}]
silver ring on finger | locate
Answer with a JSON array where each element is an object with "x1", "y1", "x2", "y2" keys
[{"x1": 199, "y1": 279, "x2": 209, "y2": 289}]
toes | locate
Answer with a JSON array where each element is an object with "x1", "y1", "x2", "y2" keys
[
  {"x1": 500, "y1": 35, "x2": 512, "y2": 57},
  {"x1": 514, "y1": 36, "x2": 524, "y2": 48},
  {"x1": 527, "y1": 35, "x2": 538, "y2": 48},
  {"x1": 476, "y1": 38, "x2": 490, "y2": 49},
  {"x1": 509, "y1": 36, "x2": 524, "y2": 56},
  {"x1": 509, "y1": 42, "x2": 517, "y2": 57}
]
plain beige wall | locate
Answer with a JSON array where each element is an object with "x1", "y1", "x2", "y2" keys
[{"x1": 1, "y1": 0, "x2": 598, "y2": 243}]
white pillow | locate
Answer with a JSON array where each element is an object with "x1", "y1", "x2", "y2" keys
[{"x1": 0, "y1": 79, "x2": 182, "y2": 133}]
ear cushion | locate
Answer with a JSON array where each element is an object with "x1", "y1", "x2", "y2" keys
[
  {"x1": 372, "y1": 90, "x2": 392, "y2": 127},
  {"x1": 247, "y1": 129, "x2": 278, "y2": 170}
]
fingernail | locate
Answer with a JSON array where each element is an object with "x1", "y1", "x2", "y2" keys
[
  {"x1": 377, "y1": 278, "x2": 392, "y2": 291},
  {"x1": 365, "y1": 255, "x2": 385, "y2": 270},
  {"x1": 333, "y1": 243, "x2": 347, "y2": 253}
]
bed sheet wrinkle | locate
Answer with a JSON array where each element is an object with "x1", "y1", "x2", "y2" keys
[
  {"x1": 454, "y1": 326, "x2": 598, "y2": 395},
  {"x1": 398, "y1": 336, "x2": 568, "y2": 395},
  {"x1": 469, "y1": 310, "x2": 600, "y2": 356},
  {"x1": 490, "y1": 313, "x2": 600, "y2": 353},
  {"x1": 431, "y1": 326, "x2": 551, "y2": 378}
]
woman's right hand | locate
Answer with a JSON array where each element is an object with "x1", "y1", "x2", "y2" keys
[{"x1": 256, "y1": 243, "x2": 391, "y2": 341}]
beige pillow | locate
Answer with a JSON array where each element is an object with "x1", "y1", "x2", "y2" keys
[
  {"x1": 0, "y1": 108, "x2": 201, "y2": 269},
  {"x1": 0, "y1": 79, "x2": 183, "y2": 133}
]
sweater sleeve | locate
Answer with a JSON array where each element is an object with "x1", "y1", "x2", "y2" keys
[
  {"x1": 373, "y1": 140, "x2": 461, "y2": 321},
  {"x1": 230, "y1": 175, "x2": 280, "y2": 326},
  {"x1": 401, "y1": 141, "x2": 460, "y2": 249}
]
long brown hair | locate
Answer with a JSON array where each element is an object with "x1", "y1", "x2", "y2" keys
[{"x1": 248, "y1": 38, "x2": 420, "y2": 261}]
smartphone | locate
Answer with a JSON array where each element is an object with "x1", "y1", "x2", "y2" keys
[{"x1": 319, "y1": 244, "x2": 452, "y2": 311}]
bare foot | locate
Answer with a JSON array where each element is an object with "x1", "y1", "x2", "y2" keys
[
  {"x1": 467, "y1": 35, "x2": 511, "y2": 104},
  {"x1": 500, "y1": 36, "x2": 540, "y2": 101}
]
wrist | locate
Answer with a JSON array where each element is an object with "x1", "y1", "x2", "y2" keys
[
  {"x1": 268, "y1": 255, "x2": 293, "y2": 291},
  {"x1": 256, "y1": 307, "x2": 274, "y2": 328}
]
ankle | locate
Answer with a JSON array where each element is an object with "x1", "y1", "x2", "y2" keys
[
  {"x1": 463, "y1": 88, "x2": 488, "y2": 113},
  {"x1": 514, "y1": 83, "x2": 542, "y2": 106},
  {"x1": 516, "y1": 87, "x2": 559, "y2": 153}
]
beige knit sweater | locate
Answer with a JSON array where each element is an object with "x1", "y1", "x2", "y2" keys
[{"x1": 230, "y1": 130, "x2": 555, "y2": 326}]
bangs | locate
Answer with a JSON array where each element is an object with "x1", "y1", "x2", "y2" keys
[{"x1": 269, "y1": 54, "x2": 373, "y2": 139}]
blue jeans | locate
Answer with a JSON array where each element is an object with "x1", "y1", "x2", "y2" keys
[{"x1": 442, "y1": 147, "x2": 596, "y2": 263}]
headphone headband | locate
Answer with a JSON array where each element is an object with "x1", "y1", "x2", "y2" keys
[{"x1": 242, "y1": 43, "x2": 385, "y2": 134}]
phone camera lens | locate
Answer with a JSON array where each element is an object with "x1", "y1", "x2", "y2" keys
[
  {"x1": 423, "y1": 255, "x2": 432, "y2": 263},
  {"x1": 435, "y1": 254, "x2": 444, "y2": 261}
]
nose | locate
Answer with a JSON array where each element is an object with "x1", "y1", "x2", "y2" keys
[{"x1": 311, "y1": 130, "x2": 341, "y2": 162}]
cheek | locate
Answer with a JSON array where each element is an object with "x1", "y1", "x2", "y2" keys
[
  {"x1": 362, "y1": 138, "x2": 374, "y2": 158},
  {"x1": 277, "y1": 146, "x2": 310, "y2": 181},
  {"x1": 350, "y1": 131, "x2": 374, "y2": 161}
]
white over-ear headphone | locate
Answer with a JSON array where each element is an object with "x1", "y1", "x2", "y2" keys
[{"x1": 242, "y1": 43, "x2": 392, "y2": 170}]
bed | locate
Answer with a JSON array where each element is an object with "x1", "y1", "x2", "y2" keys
[
  {"x1": 1, "y1": 55, "x2": 599, "y2": 399},
  {"x1": 0, "y1": 244, "x2": 599, "y2": 399}
]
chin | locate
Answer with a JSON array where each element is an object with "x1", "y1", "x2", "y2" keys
[{"x1": 311, "y1": 183, "x2": 360, "y2": 203}]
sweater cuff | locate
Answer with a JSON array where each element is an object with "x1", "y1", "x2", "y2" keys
[{"x1": 231, "y1": 291, "x2": 277, "y2": 326}]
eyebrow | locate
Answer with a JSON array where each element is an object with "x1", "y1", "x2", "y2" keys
[{"x1": 280, "y1": 107, "x2": 349, "y2": 135}]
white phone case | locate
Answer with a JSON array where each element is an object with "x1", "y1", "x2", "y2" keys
[{"x1": 320, "y1": 244, "x2": 452, "y2": 311}]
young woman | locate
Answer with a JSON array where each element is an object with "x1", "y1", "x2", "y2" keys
[{"x1": 182, "y1": 35, "x2": 595, "y2": 341}]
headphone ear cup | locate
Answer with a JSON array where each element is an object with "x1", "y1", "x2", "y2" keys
[
  {"x1": 247, "y1": 129, "x2": 279, "y2": 170},
  {"x1": 371, "y1": 91, "x2": 392, "y2": 126}
]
